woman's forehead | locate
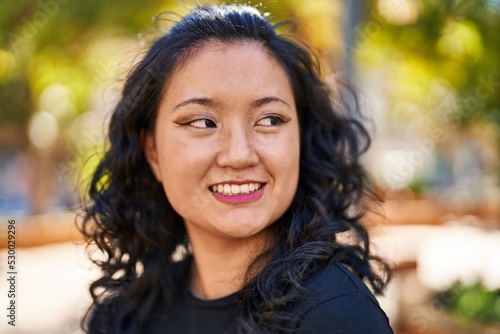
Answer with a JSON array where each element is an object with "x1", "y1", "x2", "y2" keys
[
  {"x1": 172, "y1": 39, "x2": 271, "y2": 72},
  {"x1": 163, "y1": 40, "x2": 290, "y2": 95}
]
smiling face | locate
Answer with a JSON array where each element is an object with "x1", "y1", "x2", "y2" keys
[{"x1": 144, "y1": 41, "x2": 300, "y2": 243}]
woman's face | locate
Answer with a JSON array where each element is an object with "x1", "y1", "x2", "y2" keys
[{"x1": 145, "y1": 41, "x2": 300, "y2": 242}]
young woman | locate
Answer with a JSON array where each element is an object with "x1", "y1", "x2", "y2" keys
[{"x1": 81, "y1": 4, "x2": 392, "y2": 333}]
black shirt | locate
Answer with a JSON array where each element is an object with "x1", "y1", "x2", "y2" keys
[{"x1": 148, "y1": 261, "x2": 393, "y2": 333}]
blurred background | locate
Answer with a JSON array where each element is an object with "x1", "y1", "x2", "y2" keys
[{"x1": 0, "y1": 0, "x2": 499, "y2": 333}]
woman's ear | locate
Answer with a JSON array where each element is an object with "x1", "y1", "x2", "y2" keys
[{"x1": 141, "y1": 130, "x2": 162, "y2": 183}]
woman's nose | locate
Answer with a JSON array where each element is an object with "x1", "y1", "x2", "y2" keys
[{"x1": 216, "y1": 126, "x2": 259, "y2": 169}]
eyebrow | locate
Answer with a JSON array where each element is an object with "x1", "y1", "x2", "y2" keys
[
  {"x1": 250, "y1": 96, "x2": 291, "y2": 109},
  {"x1": 172, "y1": 96, "x2": 291, "y2": 112},
  {"x1": 173, "y1": 98, "x2": 220, "y2": 111}
]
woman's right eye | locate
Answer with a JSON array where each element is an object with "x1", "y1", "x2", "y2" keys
[{"x1": 187, "y1": 119, "x2": 217, "y2": 129}]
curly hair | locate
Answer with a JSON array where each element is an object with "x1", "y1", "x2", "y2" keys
[{"x1": 80, "y1": 4, "x2": 391, "y2": 333}]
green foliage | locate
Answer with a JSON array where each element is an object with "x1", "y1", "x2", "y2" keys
[
  {"x1": 357, "y1": 0, "x2": 500, "y2": 128},
  {"x1": 436, "y1": 281, "x2": 500, "y2": 323}
]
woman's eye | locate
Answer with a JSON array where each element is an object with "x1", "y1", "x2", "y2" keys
[
  {"x1": 255, "y1": 116, "x2": 286, "y2": 127},
  {"x1": 188, "y1": 119, "x2": 217, "y2": 129}
]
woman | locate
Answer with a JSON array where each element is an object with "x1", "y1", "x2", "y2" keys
[{"x1": 81, "y1": 4, "x2": 392, "y2": 333}]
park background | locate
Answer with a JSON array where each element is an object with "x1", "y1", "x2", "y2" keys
[{"x1": 0, "y1": 0, "x2": 499, "y2": 333}]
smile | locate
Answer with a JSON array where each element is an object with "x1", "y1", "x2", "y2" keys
[
  {"x1": 210, "y1": 182, "x2": 266, "y2": 204},
  {"x1": 210, "y1": 183, "x2": 263, "y2": 196}
]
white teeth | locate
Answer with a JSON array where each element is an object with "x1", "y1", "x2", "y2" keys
[{"x1": 210, "y1": 183, "x2": 262, "y2": 196}]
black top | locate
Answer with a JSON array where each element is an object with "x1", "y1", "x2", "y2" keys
[
  {"x1": 90, "y1": 259, "x2": 393, "y2": 333},
  {"x1": 147, "y1": 260, "x2": 393, "y2": 334}
]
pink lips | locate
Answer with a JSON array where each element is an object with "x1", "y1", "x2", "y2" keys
[{"x1": 211, "y1": 184, "x2": 265, "y2": 204}]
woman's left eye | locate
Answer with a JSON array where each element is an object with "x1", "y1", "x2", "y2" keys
[{"x1": 255, "y1": 116, "x2": 286, "y2": 127}]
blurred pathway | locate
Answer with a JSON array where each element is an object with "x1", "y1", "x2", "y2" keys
[{"x1": 0, "y1": 242, "x2": 99, "y2": 334}]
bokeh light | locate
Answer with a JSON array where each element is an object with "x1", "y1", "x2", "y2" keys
[{"x1": 27, "y1": 111, "x2": 59, "y2": 150}]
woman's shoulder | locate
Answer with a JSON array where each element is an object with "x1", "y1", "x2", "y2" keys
[
  {"x1": 293, "y1": 262, "x2": 393, "y2": 333},
  {"x1": 302, "y1": 262, "x2": 379, "y2": 304}
]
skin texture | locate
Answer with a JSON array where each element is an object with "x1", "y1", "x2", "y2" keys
[{"x1": 144, "y1": 41, "x2": 300, "y2": 299}]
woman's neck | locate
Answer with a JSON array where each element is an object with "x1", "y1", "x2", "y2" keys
[{"x1": 186, "y1": 227, "x2": 273, "y2": 300}]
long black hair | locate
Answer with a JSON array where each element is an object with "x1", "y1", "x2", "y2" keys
[{"x1": 80, "y1": 4, "x2": 391, "y2": 333}]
